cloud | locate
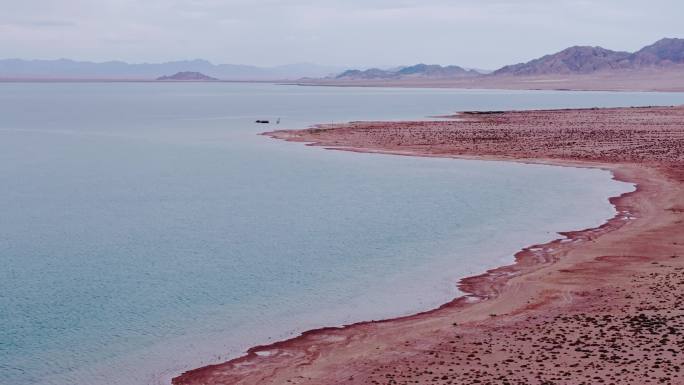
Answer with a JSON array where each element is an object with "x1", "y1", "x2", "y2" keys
[{"x1": 0, "y1": 0, "x2": 682, "y2": 68}]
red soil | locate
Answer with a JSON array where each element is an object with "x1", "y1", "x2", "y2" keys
[{"x1": 174, "y1": 106, "x2": 684, "y2": 385}]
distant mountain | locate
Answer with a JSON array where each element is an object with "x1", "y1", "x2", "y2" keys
[
  {"x1": 494, "y1": 47, "x2": 631, "y2": 76},
  {"x1": 0, "y1": 58, "x2": 345, "y2": 80},
  {"x1": 631, "y1": 38, "x2": 684, "y2": 66},
  {"x1": 4, "y1": 38, "x2": 682, "y2": 81},
  {"x1": 494, "y1": 38, "x2": 684, "y2": 76},
  {"x1": 336, "y1": 64, "x2": 480, "y2": 80},
  {"x1": 336, "y1": 68, "x2": 396, "y2": 80},
  {"x1": 156, "y1": 71, "x2": 217, "y2": 81},
  {"x1": 397, "y1": 64, "x2": 481, "y2": 77}
]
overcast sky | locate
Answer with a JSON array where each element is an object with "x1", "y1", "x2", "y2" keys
[{"x1": 1, "y1": 0, "x2": 682, "y2": 69}]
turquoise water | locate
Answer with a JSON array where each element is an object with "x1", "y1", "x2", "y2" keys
[{"x1": 1, "y1": 84, "x2": 682, "y2": 385}]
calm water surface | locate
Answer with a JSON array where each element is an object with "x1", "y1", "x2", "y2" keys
[{"x1": 2, "y1": 84, "x2": 683, "y2": 385}]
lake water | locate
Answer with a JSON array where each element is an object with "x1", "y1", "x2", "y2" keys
[{"x1": 2, "y1": 84, "x2": 683, "y2": 385}]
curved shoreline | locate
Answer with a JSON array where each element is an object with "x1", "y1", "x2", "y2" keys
[
  {"x1": 173, "y1": 160, "x2": 640, "y2": 383},
  {"x1": 174, "y1": 106, "x2": 684, "y2": 384}
]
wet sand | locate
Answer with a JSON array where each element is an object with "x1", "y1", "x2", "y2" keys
[{"x1": 174, "y1": 106, "x2": 684, "y2": 385}]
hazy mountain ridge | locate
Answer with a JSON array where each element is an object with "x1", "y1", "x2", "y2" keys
[
  {"x1": 2, "y1": 38, "x2": 683, "y2": 81},
  {"x1": 495, "y1": 38, "x2": 684, "y2": 76},
  {"x1": 336, "y1": 64, "x2": 480, "y2": 80},
  {"x1": 0, "y1": 58, "x2": 344, "y2": 80}
]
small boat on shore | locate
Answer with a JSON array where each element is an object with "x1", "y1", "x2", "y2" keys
[{"x1": 255, "y1": 120, "x2": 270, "y2": 124}]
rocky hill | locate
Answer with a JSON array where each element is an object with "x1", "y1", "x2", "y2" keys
[
  {"x1": 156, "y1": 71, "x2": 218, "y2": 81},
  {"x1": 631, "y1": 38, "x2": 684, "y2": 66},
  {"x1": 494, "y1": 46, "x2": 631, "y2": 75},
  {"x1": 336, "y1": 64, "x2": 480, "y2": 80},
  {"x1": 494, "y1": 38, "x2": 684, "y2": 76}
]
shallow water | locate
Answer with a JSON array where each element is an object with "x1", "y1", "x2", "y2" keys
[{"x1": 1, "y1": 84, "x2": 682, "y2": 385}]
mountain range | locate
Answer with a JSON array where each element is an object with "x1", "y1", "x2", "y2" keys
[
  {"x1": 335, "y1": 64, "x2": 481, "y2": 80},
  {"x1": 1, "y1": 38, "x2": 682, "y2": 81},
  {"x1": 332, "y1": 38, "x2": 684, "y2": 81},
  {"x1": 0, "y1": 59, "x2": 344, "y2": 80},
  {"x1": 494, "y1": 38, "x2": 684, "y2": 76}
]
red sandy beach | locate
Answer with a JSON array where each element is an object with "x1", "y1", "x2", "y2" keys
[{"x1": 174, "y1": 106, "x2": 684, "y2": 385}]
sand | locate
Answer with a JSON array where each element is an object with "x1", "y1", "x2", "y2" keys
[{"x1": 173, "y1": 106, "x2": 684, "y2": 385}]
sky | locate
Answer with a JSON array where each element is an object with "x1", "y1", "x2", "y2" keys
[{"x1": 1, "y1": 0, "x2": 683, "y2": 69}]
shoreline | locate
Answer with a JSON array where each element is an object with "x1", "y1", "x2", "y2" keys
[
  {"x1": 2, "y1": 78, "x2": 684, "y2": 94},
  {"x1": 172, "y1": 158, "x2": 645, "y2": 385},
  {"x1": 289, "y1": 81, "x2": 684, "y2": 93},
  {"x1": 291, "y1": 69, "x2": 684, "y2": 93},
  {"x1": 174, "y1": 106, "x2": 684, "y2": 384}
]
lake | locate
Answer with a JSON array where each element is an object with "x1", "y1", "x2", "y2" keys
[{"x1": 2, "y1": 83, "x2": 683, "y2": 385}]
